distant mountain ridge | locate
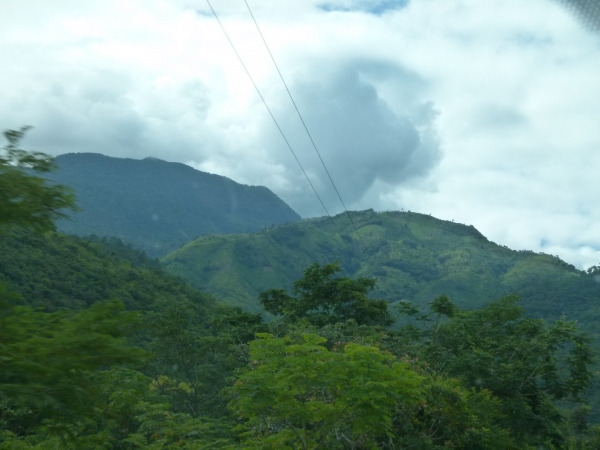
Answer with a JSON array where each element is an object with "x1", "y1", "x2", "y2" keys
[
  {"x1": 161, "y1": 210, "x2": 599, "y2": 338},
  {"x1": 46, "y1": 153, "x2": 301, "y2": 257}
]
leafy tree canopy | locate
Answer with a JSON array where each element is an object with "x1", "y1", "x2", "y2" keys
[
  {"x1": 231, "y1": 333, "x2": 423, "y2": 449},
  {"x1": 0, "y1": 126, "x2": 77, "y2": 233},
  {"x1": 259, "y1": 262, "x2": 392, "y2": 327},
  {"x1": 412, "y1": 295, "x2": 594, "y2": 448},
  {"x1": 0, "y1": 287, "x2": 145, "y2": 428}
]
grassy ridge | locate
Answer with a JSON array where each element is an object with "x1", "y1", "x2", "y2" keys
[{"x1": 161, "y1": 209, "x2": 592, "y2": 326}]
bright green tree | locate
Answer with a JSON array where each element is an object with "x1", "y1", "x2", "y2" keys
[
  {"x1": 0, "y1": 126, "x2": 77, "y2": 232},
  {"x1": 230, "y1": 333, "x2": 423, "y2": 449}
]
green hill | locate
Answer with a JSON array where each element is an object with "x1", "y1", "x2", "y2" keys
[
  {"x1": 161, "y1": 209, "x2": 600, "y2": 337},
  {"x1": 45, "y1": 153, "x2": 300, "y2": 257},
  {"x1": 0, "y1": 227, "x2": 216, "y2": 315},
  {"x1": 6, "y1": 131, "x2": 600, "y2": 445}
]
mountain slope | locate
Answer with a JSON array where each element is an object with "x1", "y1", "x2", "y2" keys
[
  {"x1": 161, "y1": 210, "x2": 599, "y2": 336},
  {"x1": 46, "y1": 153, "x2": 300, "y2": 257},
  {"x1": 0, "y1": 227, "x2": 216, "y2": 315}
]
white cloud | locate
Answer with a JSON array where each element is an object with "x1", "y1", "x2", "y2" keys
[{"x1": 1, "y1": 0, "x2": 599, "y2": 268}]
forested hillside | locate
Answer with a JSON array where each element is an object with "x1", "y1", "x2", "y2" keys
[
  {"x1": 3, "y1": 129, "x2": 600, "y2": 448},
  {"x1": 45, "y1": 153, "x2": 300, "y2": 257},
  {"x1": 2, "y1": 229, "x2": 598, "y2": 447},
  {"x1": 162, "y1": 210, "x2": 599, "y2": 332},
  {"x1": 0, "y1": 228, "x2": 216, "y2": 314}
]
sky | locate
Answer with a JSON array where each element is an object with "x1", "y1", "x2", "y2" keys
[{"x1": 1, "y1": 0, "x2": 600, "y2": 269}]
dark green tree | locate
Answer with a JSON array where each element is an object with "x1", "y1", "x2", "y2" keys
[
  {"x1": 420, "y1": 295, "x2": 594, "y2": 448},
  {"x1": 0, "y1": 126, "x2": 77, "y2": 233},
  {"x1": 145, "y1": 301, "x2": 256, "y2": 419},
  {"x1": 392, "y1": 376, "x2": 515, "y2": 449},
  {"x1": 259, "y1": 262, "x2": 392, "y2": 327},
  {"x1": 0, "y1": 366, "x2": 235, "y2": 449}
]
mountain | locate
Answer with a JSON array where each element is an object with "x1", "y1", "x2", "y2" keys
[
  {"x1": 46, "y1": 153, "x2": 301, "y2": 257},
  {"x1": 161, "y1": 209, "x2": 600, "y2": 339}
]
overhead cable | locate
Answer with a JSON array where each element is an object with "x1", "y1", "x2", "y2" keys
[
  {"x1": 243, "y1": 0, "x2": 365, "y2": 245},
  {"x1": 204, "y1": 0, "x2": 343, "y2": 237}
]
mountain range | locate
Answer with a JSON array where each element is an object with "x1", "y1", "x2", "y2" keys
[
  {"x1": 39, "y1": 153, "x2": 599, "y2": 344},
  {"x1": 5, "y1": 150, "x2": 600, "y2": 430},
  {"x1": 45, "y1": 153, "x2": 300, "y2": 257},
  {"x1": 161, "y1": 209, "x2": 600, "y2": 341}
]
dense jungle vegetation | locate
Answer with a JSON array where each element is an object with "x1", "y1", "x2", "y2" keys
[
  {"x1": 162, "y1": 210, "x2": 600, "y2": 345},
  {"x1": 2, "y1": 127, "x2": 600, "y2": 448}
]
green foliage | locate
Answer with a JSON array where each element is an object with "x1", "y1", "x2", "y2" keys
[
  {"x1": 212, "y1": 305, "x2": 266, "y2": 344},
  {"x1": 392, "y1": 376, "x2": 514, "y2": 449},
  {"x1": 0, "y1": 285, "x2": 145, "y2": 430},
  {"x1": 259, "y1": 262, "x2": 392, "y2": 327},
  {"x1": 144, "y1": 302, "x2": 271, "y2": 424},
  {"x1": 231, "y1": 333, "x2": 423, "y2": 449},
  {"x1": 429, "y1": 294, "x2": 458, "y2": 319},
  {"x1": 0, "y1": 227, "x2": 216, "y2": 313},
  {"x1": 44, "y1": 152, "x2": 300, "y2": 257},
  {"x1": 161, "y1": 210, "x2": 591, "y2": 323},
  {"x1": 0, "y1": 126, "x2": 77, "y2": 233},
  {"x1": 83, "y1": 234, "x2": 162, "y2": 269},
  {"x1": 0, "y1": 368, "x2": 235, "y2": 449},
  {"x1": 414, "y1": 295, "x2": 594, "y2": 448},
  {"x1": 144, "y1": 300, "x2": 242, "y2": 419},
  {"x1": 0, "y1": 231, "x2": 239, "y2": 448}
]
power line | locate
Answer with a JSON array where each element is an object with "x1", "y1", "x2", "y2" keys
[
  {"x1": 242, "y1": 0, "x2": 365, "y2": 245},
  {"x1": 204, "y1": 0, "x2": 342, "y2": 237}
]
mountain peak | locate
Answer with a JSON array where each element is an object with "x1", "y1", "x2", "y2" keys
[{"x1": 47, "y1": 153, "x2": 300, "y2": 257}]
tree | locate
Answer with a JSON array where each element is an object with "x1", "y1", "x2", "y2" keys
[
  {"x1": 144, "y1": 301, "x2": 268, "y2": 420},
  {"x1": 420, "y1": 295, "x2": 593, "y2": 448},
  {"x1": 259, "y1": 262, "x2": 392, "y2": 327},
  {"x1": 0, "y1": 126, "x2": 77, "y2": 233},
  {"x1": 392, "y1": 376, "x2": 514, "y2": 449},
  {"x1": 230, "y1": 333, "x2": 423, "y2": 449},
  {"x1": 0, "y1": 367, "x2": 235, "y2": 449},
  {"x1": 0, "y1": 286, "x2": 146, "y2": 430},
  {"x1": 145, "y1": 301, "x2": 241, "y2": 419}
]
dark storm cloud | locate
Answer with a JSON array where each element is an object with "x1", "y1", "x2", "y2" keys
[{"x1": 268, "y1": 62, "x2": 441, "y2": 217}]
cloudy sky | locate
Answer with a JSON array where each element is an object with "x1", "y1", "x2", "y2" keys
[{"x1": 1, "y1": 0, "x2": 600, "y2": 268}]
